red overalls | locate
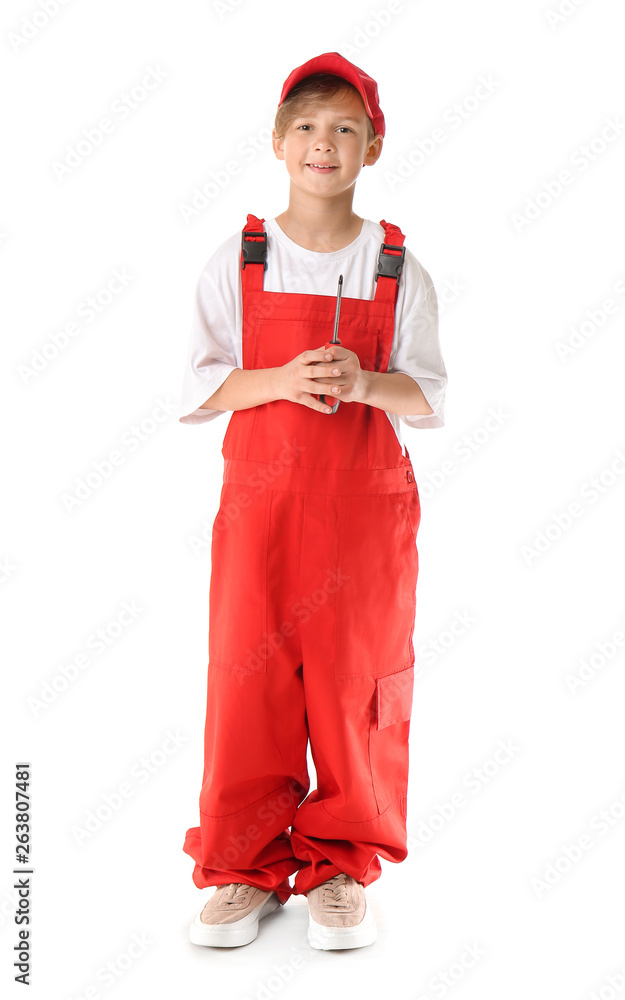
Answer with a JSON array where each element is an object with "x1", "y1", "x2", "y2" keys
[{"x1": 183, "y1": 214, "x2": 421, "y2": 904}]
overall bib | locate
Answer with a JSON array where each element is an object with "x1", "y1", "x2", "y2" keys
[{"x1": 183, "y1": 215, "x2": 421, "y2": 903}]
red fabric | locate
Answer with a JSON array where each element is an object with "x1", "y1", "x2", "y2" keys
[{"x1": 183, "y1": 214, "x2": 420, "y2": 902}]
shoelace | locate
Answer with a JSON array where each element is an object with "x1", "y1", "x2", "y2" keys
[
  {"x1": 321, "y1": 873, "x2": 352, "y2": 910},
  {"x1": 221, "y1": 883, "x2": 252, "y2": 904}
]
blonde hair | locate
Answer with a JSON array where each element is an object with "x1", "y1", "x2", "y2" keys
[{"x1": 274, "y1": 72, "x2": 376, "y2": 145}]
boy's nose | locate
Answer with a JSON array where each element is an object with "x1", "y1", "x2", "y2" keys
[{"x1": 313, "y1": 130, "x2": 335, "y2": 148}]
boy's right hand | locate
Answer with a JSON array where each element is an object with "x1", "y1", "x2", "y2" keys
[{"x1": 274, "y1": 345, "x2": 345, "y2": 414}]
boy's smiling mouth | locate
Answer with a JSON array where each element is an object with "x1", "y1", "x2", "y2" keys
[{"x1": 306, "y1": 162, "x2": 339, "y2": 172}]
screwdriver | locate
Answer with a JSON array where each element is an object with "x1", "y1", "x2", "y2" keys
[{"x1": 319, "y1": 273, "x2": 343, "y2": 414}]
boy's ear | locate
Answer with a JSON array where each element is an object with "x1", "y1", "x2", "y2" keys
[
  {"x1": 364, "y1": 136, "x2": 383, "y2": 166},
  {"x1": 272, "y1": 128, "x2": 285, "y2": 160}
]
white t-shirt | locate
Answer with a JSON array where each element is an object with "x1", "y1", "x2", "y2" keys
[{"x1": 178, "y1": 217, "x2": 447, "y2": 451}]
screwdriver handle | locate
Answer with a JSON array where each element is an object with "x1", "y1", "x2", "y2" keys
[{"x1": 319, "y1": 338, "x2": 342, "y2": 413}]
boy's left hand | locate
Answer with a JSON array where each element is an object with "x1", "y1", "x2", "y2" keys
[{"x1": 307, "y1": 344, "x2": 368, "y2": 404}]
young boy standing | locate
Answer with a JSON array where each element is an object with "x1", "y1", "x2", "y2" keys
[{"x1": 179, "y1": 52, "x2": 447, "y2": 951}]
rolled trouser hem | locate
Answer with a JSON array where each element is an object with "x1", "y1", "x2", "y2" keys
[
  {"x1": 292, "y1": 857, "x2": 382, "y2": 896},
  {"x1": 187, "y1": 859, "x2": 294, "y2": 905},
  {"x1": 183, "y1": 826, "x2": 299, "y2": 904},
  {"x1": 289, "y1": 796, "x2": 408, "y2": 895}
]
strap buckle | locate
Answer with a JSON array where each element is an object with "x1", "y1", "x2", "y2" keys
[
  {"x1": 241, "y1": 231, "x2": 268, "y2": 269},
  {"x1": 375, "y1": 242, "x2": 405, "y2": 283}
]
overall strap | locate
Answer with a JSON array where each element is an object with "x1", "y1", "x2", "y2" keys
[
  {"x1": 241, "y1": 214, "x2": 407, "y2": 307},
  {"x1": 373, "y1": 219, "x2": 406, "y2": 307},
  {"x1": 241, "y1": 213, "x2": 267, "y2": 294}
]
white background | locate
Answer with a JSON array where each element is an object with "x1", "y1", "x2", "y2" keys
[{"x1": 2, "y1": 0, "x2": 625, "y2": 997}]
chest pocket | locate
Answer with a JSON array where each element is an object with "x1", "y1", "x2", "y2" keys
[{"x1": 251, "y1": 315, "x2": 381, "y2": 372}]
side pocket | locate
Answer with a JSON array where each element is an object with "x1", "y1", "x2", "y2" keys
[
  {"x1": 369, "y1": 665, "x2": 414, "y2": 814},
  {"x1": 401, "y1": 485, "x2": 421, "y2": 544}
]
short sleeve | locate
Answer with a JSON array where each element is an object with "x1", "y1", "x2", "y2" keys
[
  {"x1": 178, "y1": 244, "x2": 241, "y2": 425},
  {"x1": 388, "y1": 254, "x2": 447, "y2": 429}
]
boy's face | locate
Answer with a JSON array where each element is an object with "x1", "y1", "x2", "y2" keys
[{"x1": 272, "y1": 89, "x2": 383, "y2": 200}]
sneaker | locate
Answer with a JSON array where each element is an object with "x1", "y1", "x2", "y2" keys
[
  {"x1": 189, "y1": 883, "x2": 282, "y2": 947},
  {"x1": 306, "y1": 873, "x2": 377, "y2": 950}
]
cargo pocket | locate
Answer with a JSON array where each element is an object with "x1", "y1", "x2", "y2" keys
[
  {"x1": 208, "y1": 483, "x2": 269, "y2": 674},
  {"x1": 369, "y1": 666, "x2": 414, "y2": 814}
]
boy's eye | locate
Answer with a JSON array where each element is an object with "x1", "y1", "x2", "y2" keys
[{"x1": 296, "y1": 125, "x2": 353, "y2": 133}]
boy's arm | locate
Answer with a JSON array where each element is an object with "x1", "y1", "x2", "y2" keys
[
  {"x1": 200, "y1": 366, "x2": 281, "y2": 411},
  {"x1": 357, "y1": 371, "x2": 434, "y2": 416},
  {"x1": 179, "y1": 244, "x2": 241, "y2": 425},
  {"x1": 381, "y1": 251, "x2": 447, "y2": 427},
  {"x1": 200, "y1": 346, "x2": 341, "y2": 415},
  {"x1": 203, "y1": 364, "x2": 434, "y2": 416}
]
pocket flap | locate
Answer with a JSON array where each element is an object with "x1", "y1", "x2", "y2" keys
[{"x1": 376, "y1": 666, "x2": 414, "y2": 730}]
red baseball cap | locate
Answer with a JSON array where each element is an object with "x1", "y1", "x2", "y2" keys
[{"x1": 277, "y1": 52, "x2": 385, "y2": 138}]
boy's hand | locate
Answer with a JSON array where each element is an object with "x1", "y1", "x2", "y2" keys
[{"x1": 275, "y1": 345, "x2": 367, "y2": 413}]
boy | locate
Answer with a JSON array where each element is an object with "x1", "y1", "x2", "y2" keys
[{"x1": 179, "y1": 52, "x2": 447, "y2": 951}]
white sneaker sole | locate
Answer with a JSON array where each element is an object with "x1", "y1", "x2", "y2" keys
[
  {"x1": 307, "y1": 902, "x2": 377, "y2": 950},
  {"x1": 189, "y1": 892, "x2": 281, "y2": 948}
]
